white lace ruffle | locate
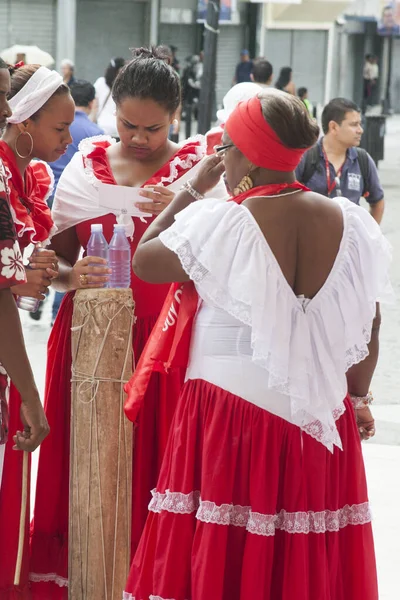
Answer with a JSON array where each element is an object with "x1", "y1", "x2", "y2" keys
[
  {"x1": 29, "y1": 572, "x2": 68, "y2": 587},
  {"x1": 78, "y1": 134, "x2": 116, "y2": 157},
  {"x1": 123, "y1": 594, "x2": 183, "y2": 600},
  {"x1": 159, "y1": 197, "x2": 394, "y2": 451},
  {"x1": 80, "y1": 134, "x2": 206, "y2": 190},
  {"x1": 149, "y1": 489, "x2": 372, "y2": 536},
  {"x1": 52, "y1": 135, "x2": 216, "y2": 238},
  {"x1": 159, "y1": 134, "x2": 206, "y2": 185}
]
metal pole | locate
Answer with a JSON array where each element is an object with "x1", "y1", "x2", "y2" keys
[
  {"x1": 324, "y1": 25, "x2": 335, "y2": 105},
  {"x1": 385, "y1": 35, "x2": 393, "y2": 113},
  {"x1": 149, "y1": 0, "x2": 160, "y2": 47},
  {"x1": 198, "y1": 0, "x2": 221, "y2": 134},
  {"x1": 259, "y1": 2, "x2": 267, "y2": 57},
  {"x1": 56, "y1": 0, "x2": 77, "y2": 67}
]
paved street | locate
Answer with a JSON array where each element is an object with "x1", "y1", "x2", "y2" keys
[{"x1": 19, "y1": 118, "x2": 400, "y2": 598}]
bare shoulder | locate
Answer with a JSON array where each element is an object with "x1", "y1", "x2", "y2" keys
[
  {"x1": 295, "y1": 190, "x2": 342, "y2": 217},
  {"x1": 243, "y1": 190, "x2": 341, "y2": 218},
  {"x1": 242, "y1": 190, "x2": 343, "y2": 238}
]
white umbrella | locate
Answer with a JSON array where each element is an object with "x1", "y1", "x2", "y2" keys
[{"x1": 0, "y1": 45, "x2": 55, "y2": 67}]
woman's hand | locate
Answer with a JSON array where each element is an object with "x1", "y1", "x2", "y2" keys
[
  {"x1": 356, "y1": 406, "x2": 375, "y2": 441},
  {"x1": 191, "y1": 154, "x2": 226, "y2": 196},
  {"x1": 71, "y1": 256, "x2": 111, "y2": 290},
  {"x1": 13, "y1": 393, "x2": 49, "y2": 452},
  {"x1": 12, "y1": 267, "x2": 56, "y2": 301},
  {"x1": 136, "y1": 186, "x2": 175, "y2": 216},
  {"x1": 28, "y1": 249, "x2": 59, "y2": 276}
]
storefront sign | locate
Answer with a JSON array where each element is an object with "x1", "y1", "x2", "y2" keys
[{"x1": 197, "y1": 0, "x2": 237, "y2": 23}]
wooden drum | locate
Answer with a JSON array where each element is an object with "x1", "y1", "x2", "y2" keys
[{"x1": 70, "y1": 288, "x2": 135, "y2": 600}]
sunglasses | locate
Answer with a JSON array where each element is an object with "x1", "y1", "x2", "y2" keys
[{"x1": 214, "y1": 143, "x2": 234, "y2": 155}]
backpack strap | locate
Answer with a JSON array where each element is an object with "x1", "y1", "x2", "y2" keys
[
  {"x1": 355, "y1": 148, "x2": 370, "y2": 197},
  {"x1": 299, "y1": 144, "x2": 322, "y2": 185}
]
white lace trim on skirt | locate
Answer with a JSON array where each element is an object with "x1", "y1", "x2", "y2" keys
[
  {"x1": 29, "y1": 572, "x2": 68, "y2": 587},
  {"x1": 149, "y1": 489, "x2": 372, "y2": 535},
  {"x1": 123, "y1": 595, "x2": 185, "y2": 600}
]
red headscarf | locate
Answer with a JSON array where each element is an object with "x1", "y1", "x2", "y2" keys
[{"x1": 225, "y1": 96, "x2": 308, "y2": 172}]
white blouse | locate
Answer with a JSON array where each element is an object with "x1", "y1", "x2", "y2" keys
[{"x1": 159, "y1": 197, "x2": 393, "y2": 452}]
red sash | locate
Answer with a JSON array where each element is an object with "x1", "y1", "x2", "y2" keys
[{"x1": 124, "y1": 182, "x2": 309, "y2": 422}]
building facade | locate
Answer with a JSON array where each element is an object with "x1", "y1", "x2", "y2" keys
[{"x1": 0, "y1": 0, "x2": 398, "y2": 114}]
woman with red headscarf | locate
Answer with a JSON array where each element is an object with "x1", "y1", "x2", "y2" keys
[{"x1": 123, "y1": 91, "x2": 391, "y2": 599}]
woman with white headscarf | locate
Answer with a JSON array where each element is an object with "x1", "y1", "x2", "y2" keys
[{"x1": 0, "y1": 63, "x2": 74, "y2": 600}]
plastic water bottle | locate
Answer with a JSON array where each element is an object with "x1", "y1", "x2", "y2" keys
[
  {"x1": 16, "y1": 245, "x2": 44, "y2": 312},
  {"x1": 87, "y1": 224, "x2": 109, "y2": 284},
  {"x1": 108, "y1": 224, "x2": 131, "y2": 289}
]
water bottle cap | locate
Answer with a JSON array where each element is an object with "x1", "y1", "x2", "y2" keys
[
  {"x1": 113, "y1": 224, "x2": 126, "y2": 231},
  {"x1": 91, "y1": 224, "x2": 103, "y2": 232}
]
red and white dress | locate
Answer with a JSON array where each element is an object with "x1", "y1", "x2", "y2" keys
[
  {"x1": 0, "y1": 158, "x2": 26, "y2": 486},
  {"x1": 29, "y1": 136, "x2": 227, "y2": 598},
  {"x1": 124, "y1": 197, "x2": 393, "y2": 600},
  {"x1": 0, "y1": 142, "x2": 54, "y2": 600}
]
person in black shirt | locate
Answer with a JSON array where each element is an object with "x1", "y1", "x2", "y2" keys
[{"x1": 232, "y1": 50, "x2": 253, "y2": 85}]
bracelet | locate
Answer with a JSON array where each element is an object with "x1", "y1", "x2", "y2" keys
[
  {"x1": 182, "y1": 180, "x2": 205, "y2": 201},
  {"x1": 349, "y1": 391, "x2": 374, "y2": 410}
]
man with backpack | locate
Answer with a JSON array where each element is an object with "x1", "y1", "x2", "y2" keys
[{"x1": 297, "y1": 97, "x2": 385, "y2": 223}]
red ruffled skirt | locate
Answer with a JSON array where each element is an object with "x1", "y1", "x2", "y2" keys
[
  {"x1": 29, "y1": 292, "x2": 183, "y2": 599},
  {"x1": 125, "y1": 378, "x2": 378, "y2": 600}
]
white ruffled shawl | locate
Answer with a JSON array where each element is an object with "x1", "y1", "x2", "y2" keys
[
  {"x1": 159, "y1": 197, "x2": 394, "y2": 451},
  {"x1": 51, "y1": 134, "x2": 227, "y2": 239}
]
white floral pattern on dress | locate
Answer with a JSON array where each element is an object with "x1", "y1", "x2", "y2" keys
[{"x1": 1, "y1": 241, "x2": 25, "y2": 281}]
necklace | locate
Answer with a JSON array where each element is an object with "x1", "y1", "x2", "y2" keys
[
  {"x1": 251, "y1": 189, "x2": 301, "y2": 200},
  {"x1": 232, "y1": 182, "x2": 310, "y2": 207}
]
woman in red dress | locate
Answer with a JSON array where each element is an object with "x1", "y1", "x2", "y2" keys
[
  {"x1": 29, "y1": 47, "x2": 227, "y2": 598},
  {"x1": 0, "y1": 63, "x2": 74, "y2": 599},
  {"x1": 123, "y1": 92, "x2": 392, "y2": 599}
]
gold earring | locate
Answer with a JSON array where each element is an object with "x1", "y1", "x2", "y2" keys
[
  {"x1": 233, "y1": 173, "x2": 254, "y2": 196},
  {"x1": 15, "y1": 130, "x2": 34, "y2": 159}
]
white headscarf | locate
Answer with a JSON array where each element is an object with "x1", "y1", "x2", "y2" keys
[{"x1": 8, "y1": 66, "x2": 64, "y2": 124}]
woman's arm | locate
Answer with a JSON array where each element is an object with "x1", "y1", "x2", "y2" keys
[
  {"x1": 346, "y1": 303, "x2": 381, "y2": 396},
  {"x1": 0, "y1": 287, "x2": 49, "y2": 451},
  {"x1": 133, "y1": 155, "x2": 225, "y2": 284},
  {"x1": 50, "y1": 226, "x2": 110, "y2": 292},
  {"x1": 346, "y1": 304, "x2": 380, "y2": 441}
]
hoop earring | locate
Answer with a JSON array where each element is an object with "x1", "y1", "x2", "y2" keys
[
  {"x1": 15, "y1": 131, "x2": 34, "y2": 159},
  {"x1": 233, "y1": 173, "x2": 254, "y2": 196}
]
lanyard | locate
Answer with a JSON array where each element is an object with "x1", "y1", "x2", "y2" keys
[{"x1": 322, "y1": 147, "x2": 345, "y2": 197}]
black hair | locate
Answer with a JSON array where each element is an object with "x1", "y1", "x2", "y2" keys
[
  {"x1": 112, "y1": 46, "x2": 181, "y2": 114},
  {"x1": 321, "y1": 97, "x2": 360, "y2": 135},
  {"x1": 275, "y1": 67, "x2": 293, "y2": 91},
  {"x1": 9, "y1": 64, "x2": 70, "y2": 120},
  {"x1": 70, "y1": 79, "x2": 96, "y2": 107},
  {"x1": 297, "y1": 87, "x2": 308, "y2": 99},
  {"x1": 259, "y1": 90, "x2": 319, "y2": 150},
  {"x1": 105, "y1": 57, "x2": 126, "y2": 89},
  {"x1": 0, "y1": 58, "x2": 8, "y2": 70},
  {"x1": 252, "y1": 58, "x2": 273, "y2": 84}
]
